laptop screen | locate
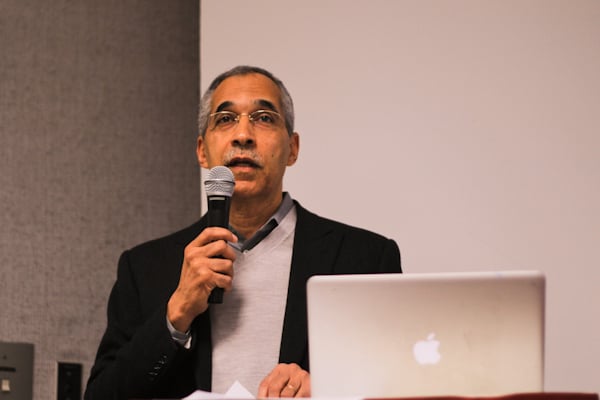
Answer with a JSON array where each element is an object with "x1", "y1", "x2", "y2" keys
[{"x1": 307, "y1": 271, "x2": 545, "y2": 397}]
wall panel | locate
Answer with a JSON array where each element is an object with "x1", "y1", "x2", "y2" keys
[
  {"x1": 201, "y1": 0, "x2": 600, "y2": 393},
  {"x1": 0, "y1": 1, "x2": 200, "y2": 399}
]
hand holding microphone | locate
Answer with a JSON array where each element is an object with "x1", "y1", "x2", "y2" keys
[
  {"x1": 168, "y1": 224, "x2": 237, "y2": 331},
  {"x1": 167, "y1": 166, "x2": 236, "y2": 332}
]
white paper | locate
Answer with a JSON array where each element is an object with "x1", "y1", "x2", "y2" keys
[
  {"x1": 224, "y1": 380, "x2": 255, "y2": 399},
  {"x1": 182, "y1": 380, "x2": 255, "y2": 400},
  {"x1": 182, "y1": 380, "x2": 363, "y2": 400}
]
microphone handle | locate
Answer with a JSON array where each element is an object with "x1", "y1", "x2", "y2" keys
[
  {"x1": 207, "y1": 196, "x2": 230, "y2": 304},
  {"x1": 208, "y1": 287, "x2": 224, "y2": 304}
]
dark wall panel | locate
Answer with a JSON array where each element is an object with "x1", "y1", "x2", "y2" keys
[{"x1": 0, "y1": 1, "x2": 200, "y2": 398}]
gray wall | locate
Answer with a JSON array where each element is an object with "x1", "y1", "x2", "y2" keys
[
  {"x1": 0, "y1": 1, "x2": 200, "y2": 399},
  {"x1": 201, "y1": 0, "x2": 600, "y2": 394}
]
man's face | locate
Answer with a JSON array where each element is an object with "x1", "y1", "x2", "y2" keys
[{"x1": 197, "y1": 73, "x2": 299, "y2": 202}]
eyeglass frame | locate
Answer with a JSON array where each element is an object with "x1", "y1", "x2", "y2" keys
[{"x1": 207, "y1": 109, "x2": 284, "y2": 132}]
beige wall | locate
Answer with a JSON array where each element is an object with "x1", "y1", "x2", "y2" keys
[
  {"x1": 201, "y1": 0, "x2": 600, "y2": 393},
  {"x1": 0, "y1": 1, "x2": 199, "y2": 399}
]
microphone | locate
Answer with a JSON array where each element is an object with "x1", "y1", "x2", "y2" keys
[{"x1": 204, "y1": 166, "x2": 235, "y2": 304}]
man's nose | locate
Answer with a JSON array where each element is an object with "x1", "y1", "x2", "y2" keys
[{"x1": 231, "y1": 115, "x2": 255, "y2": 146}]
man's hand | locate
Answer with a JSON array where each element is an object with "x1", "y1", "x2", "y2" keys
[
  {"x1": 167, "y1": 227, "x2": 237, "y2": 332},
  {"x1": 258, "y1": 363, "x2": 310, "y2": 398}
]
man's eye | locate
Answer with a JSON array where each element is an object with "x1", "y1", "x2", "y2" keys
[
  {"x1": 215, "y1": 113, "x2": 235, "y2": 125},
  {"x1": 253, "y1": 111, "x2": 276, "y2": 124}
]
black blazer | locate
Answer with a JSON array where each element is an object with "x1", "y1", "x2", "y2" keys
[{"x1": 85, "y1": 202, "x2": 401, "y2": 400}]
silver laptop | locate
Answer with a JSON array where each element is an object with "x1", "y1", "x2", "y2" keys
[
  {"x1": 307, "y1": 271, "x2": 545, "y2": 397},
  {"x1": 0, "y1": 342, "x2": 34, "y2": 400}
]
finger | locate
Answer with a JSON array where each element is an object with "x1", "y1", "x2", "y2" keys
[
  {"x1": 210, "y1": 262, "x2": 234, "y2": 291},
  {"x1": 288, "y1": 366, "x2": 310, "y2": 398},
  {"x1": 202, "y1": 237, "x2": 239, "y2": 261},
  {"x1": 189, "y1": 226, "x2": 238, "y2": 248},
  {"x1": 280, "y1": 381, "x2": 299, "y2": 398},
  {"x1": 295, "y1": 377, "x2": 310, "y2": 398},
  {"x1": 203, "y1": 256, "x2": 234, "y2": 275},
  {"x1": 288, "y1": 368, "x2": 310, "y2": 398},
  {"x1": 185, "y1": 239, "x2": 237, "y2": 267},
  {"x1": 258, "y1": 370, "x2": 284, "y2": 398},
  {"x1": 257, "y1": 378, "x2": 268, "y2": 398}
]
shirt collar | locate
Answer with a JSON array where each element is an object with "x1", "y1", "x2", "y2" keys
[{"x1": 230, "y1": 192, "x2": 294, "y2": 252}]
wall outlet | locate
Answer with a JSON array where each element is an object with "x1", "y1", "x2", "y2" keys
[
  {"x1": 0, "y1": 342, "x2": 34, "y2": 400},
  {"x1": 57, "y1": 362, "x2": 81, "y2": 400}
]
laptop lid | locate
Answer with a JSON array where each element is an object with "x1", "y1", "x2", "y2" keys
[{"x1": 307, "y1": 271, "x2": 545, "y2": 397}]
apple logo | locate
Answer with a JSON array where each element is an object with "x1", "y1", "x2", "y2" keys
[{"x1": 413, "y1": 333, "x2": 441, "y2": 365}]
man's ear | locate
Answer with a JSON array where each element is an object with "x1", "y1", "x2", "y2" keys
[
  {"x1": 196, "y1": 135, "x2": 210, "y2": 169},
  {"x1": 287, "y1": 132, "x2": 300, "y2": 166}
]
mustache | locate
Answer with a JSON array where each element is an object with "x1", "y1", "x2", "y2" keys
[{"x1": 223, "y1": 150, "x2": 262, "y2": 168}]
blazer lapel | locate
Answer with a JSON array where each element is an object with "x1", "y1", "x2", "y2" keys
[
  {"x1": 176, "y1": 217, "x2": 216, "y2": 391},
  {"x1": 279, "y1": 203, "x2": 343, "y2": 368}
]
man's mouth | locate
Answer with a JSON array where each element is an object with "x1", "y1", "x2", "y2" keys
[{"x1": 226, "y1": 157, "x2": 261, "y2": 169}]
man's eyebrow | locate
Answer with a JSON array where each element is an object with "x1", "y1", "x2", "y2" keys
[
  {"x1": 214, "y1": 101, "x2": 234, "y2": 113},
  {"x1": 214, "y1": 99, "x2": 279, "y2": 113},
  {"x1": 255, "y1": 99, "x2": 279, "y2": 112}
]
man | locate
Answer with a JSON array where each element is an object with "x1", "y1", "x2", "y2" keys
[{"x1": 85, "y1": 66, "x2": 401, "y2": 400}]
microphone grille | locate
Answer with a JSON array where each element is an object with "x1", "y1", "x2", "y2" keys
[{"x1": 205, "y1": 166, "x2": 235, "y2": 197}]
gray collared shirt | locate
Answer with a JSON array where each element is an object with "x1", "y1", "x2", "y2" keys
[{"x1": 229, "y1": 192, "x2": 294, "y2": 252}]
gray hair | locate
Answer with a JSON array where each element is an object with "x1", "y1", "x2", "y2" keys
[{"x1": 198, "y1": 65, "x2": 295, "y2": 137}]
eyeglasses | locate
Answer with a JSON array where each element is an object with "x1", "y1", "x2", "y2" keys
[{"x1": 208, "y1": 109, "x2": 283, "y2": 132}]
